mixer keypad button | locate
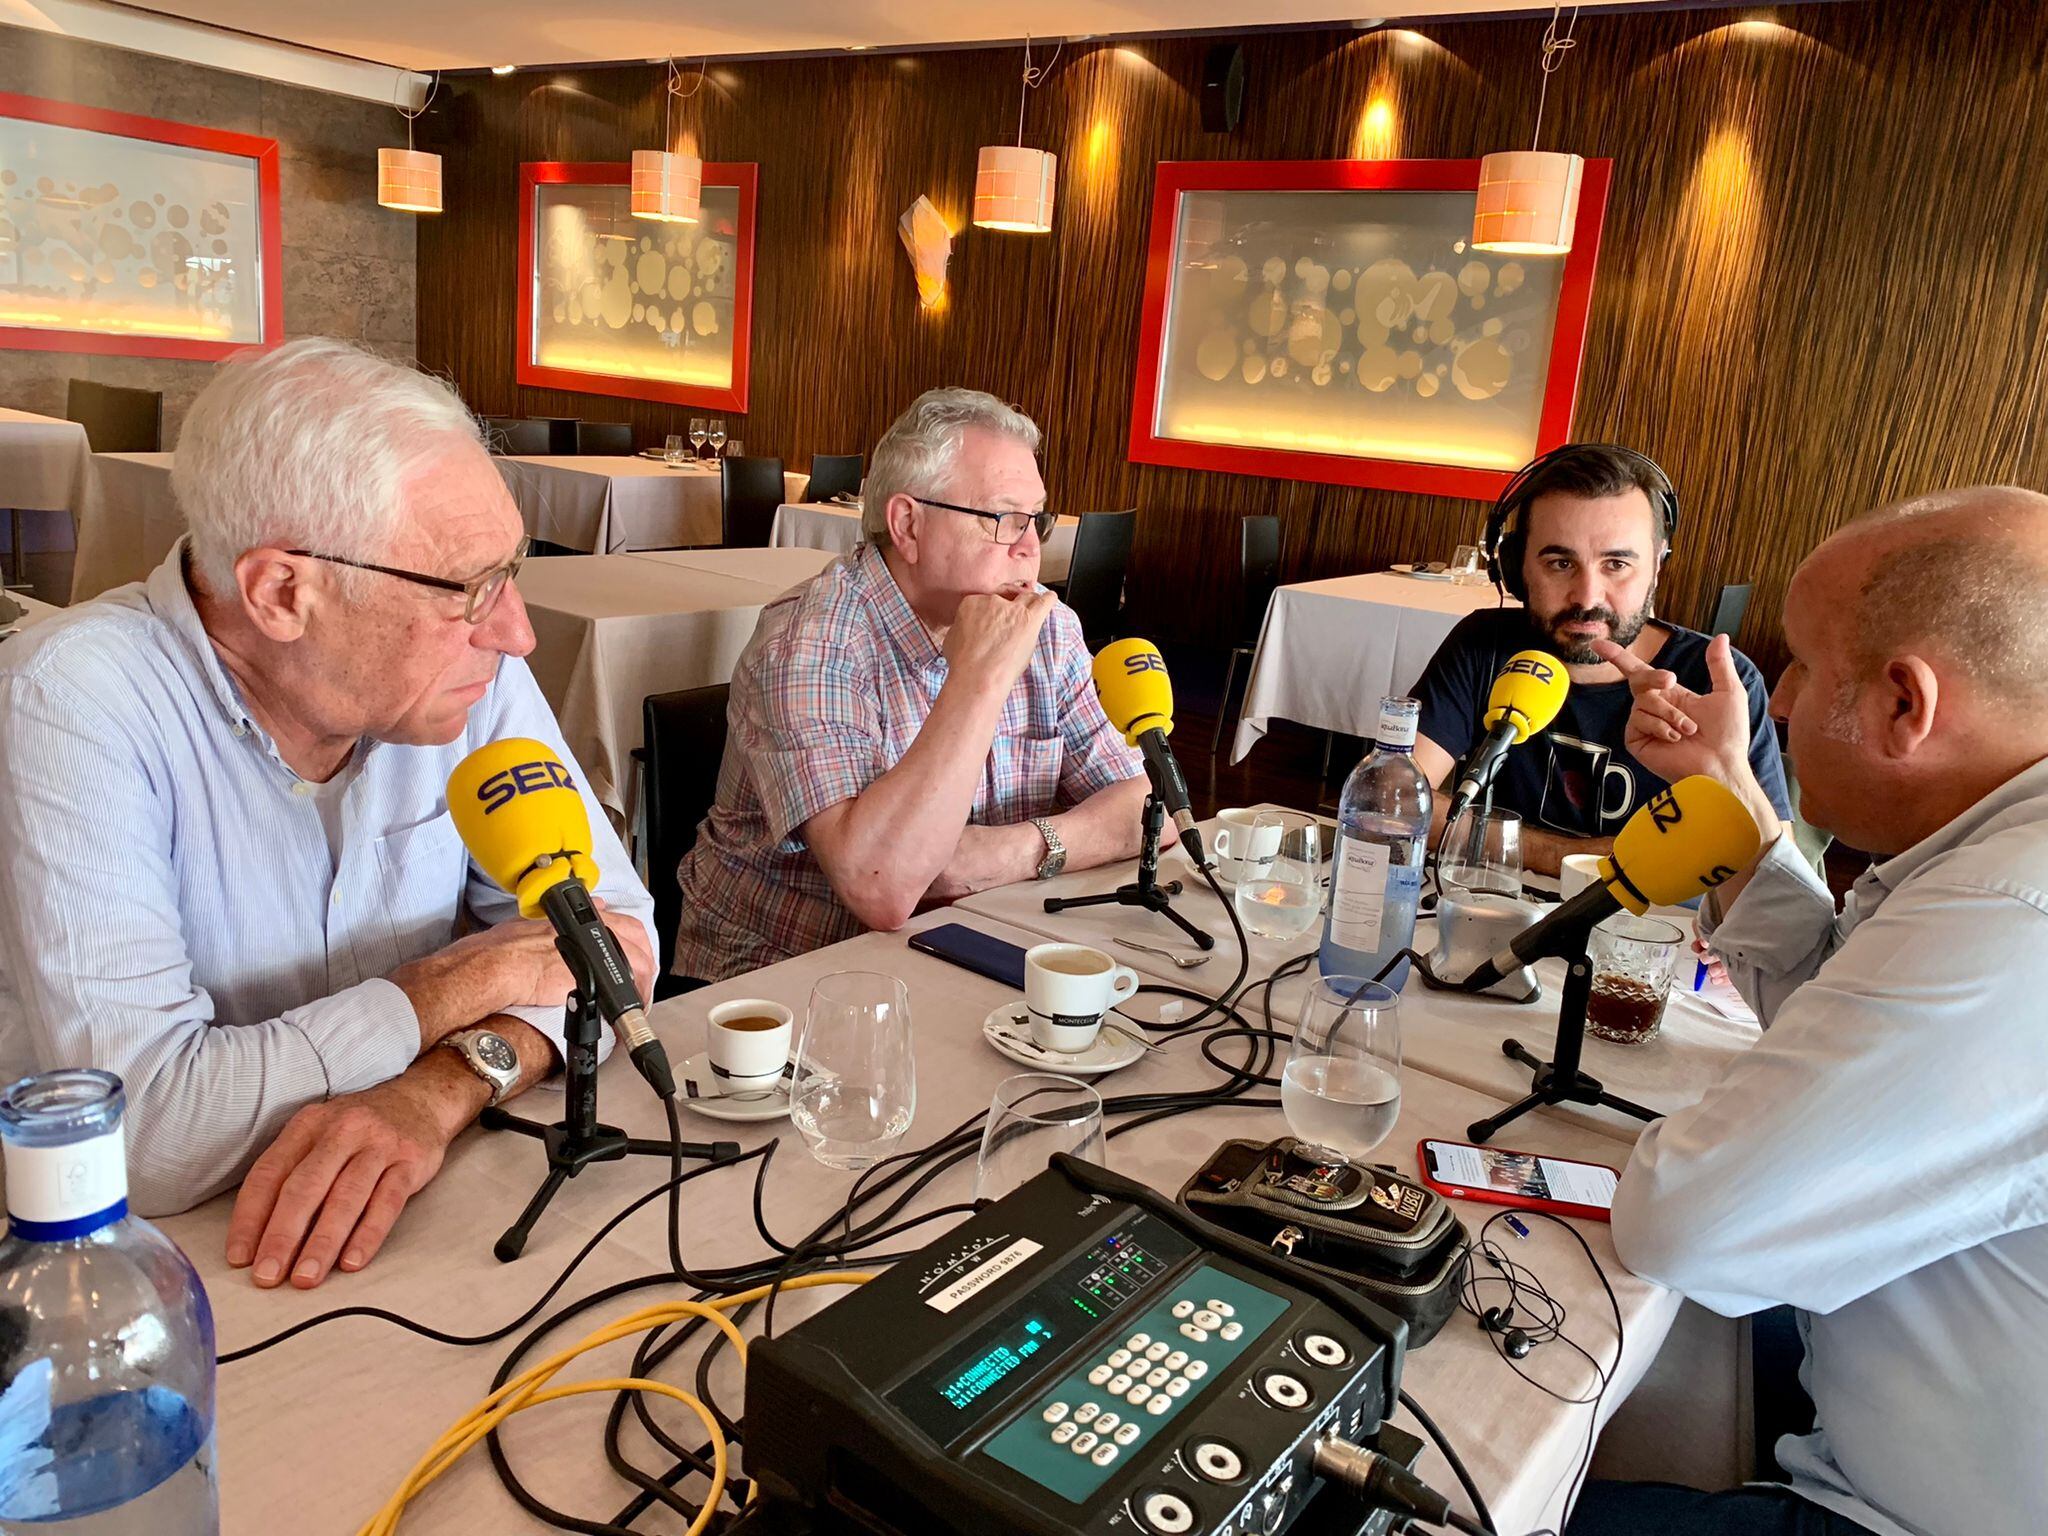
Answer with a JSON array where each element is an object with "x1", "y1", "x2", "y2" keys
[
  {"x1": 1171, "y1": 1299, "x2": 1195, "y2": 1319},
  {"x1": 1165, "y1": 1376, "x2": 1191, "y2": 1397},
  {"x1": 1108, "y1": 1349, "x2": 1132, "y2": 1368},
  {"x1": 1164, "y1": 1350, "x2": 1189, "y2": 1370},
  {"x1": 1109, "y1": 1373, "x2": 1134, "y2": 1394},
  {"x1": 1127, "y1": 1385, "x2": 1153, "y2": 1406},
  {"x1": 1127, "y1": 1333, "x2": 1152, "y2": 1351},
  {"x1": 1071, "y1": 1431, "x2": 1099, "y2": 1455},
  {"x1": 1051, "y1": 1421, "x2": 1079, "y2": 1444},
  {"x1": 1179, "y1": 1323, "x2": 1209, "y2": 1342},
  {"x1": 1191, "y1": 1309, "x2": 1224, "y2": 1331},
  {"x1": 1114, "y1": 1422, "x2": 1142, "y2": 1446},
  {"x1": 1219, "y1": 1321, "x2": 1244, "y2": 1341},
  {"x1": 1207, "y1": 1300, "x2": 1235, "y2": 1318},
  {"x1": 1091, "y1": 1443, "x2": 1119, "y2": 1467},
  {"x1": 1145, "y1": 1342, "x2": 1171, "y2": 1361},
  {"x1": 1088, "y1": 1365, "x2": 1114, "y2": 1386},
  {"x1": 1184, "y1": 1360, "x2": 1209, "y2": 1380},
  {"x1": 1043, "y1": 1402, "x2": 1069, "y2": 1424},
  {"x1": 1145, "y1": 1367, "x2": 1170, "y2": 1387},
  {"x1": 1075, "y1": 1402, "x2": 1100, "y2": 1425},
  {"x1": 1146, "y1": 1392, "x2": 1172, "y2": 1414},
  {"x1": 1094, "y1": 1412, "x2": 1120, "y2": 1434}
]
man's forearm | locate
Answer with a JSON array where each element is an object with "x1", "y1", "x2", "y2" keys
[
  {"x1": 411, "y1": 1014, "x2": 561, "y2": 1141},
  {"x1": 925, "y1": 777, "x2": 1158, "y2": 902}
]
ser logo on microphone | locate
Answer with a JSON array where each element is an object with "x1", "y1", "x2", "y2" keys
[
  {"x1": 1122, "y1": 651, "x2": 1168, "y2": 675},
  {"x1": 476, "y1": 759, "x2": 578, "y2": 814},
  {"x1": 1502, "y1": 655, "x2": 1557, "y2": 685}
]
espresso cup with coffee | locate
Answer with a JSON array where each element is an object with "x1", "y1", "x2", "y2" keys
[
  {"x1": 1559, "y1": 853, "x2": 1605, "y2": 903},
  {"x1": 1023, "y1": 944, "x2": 1140, "y2": 1053},
  {"x1": 706, "y1": 998, "x2": 794, "y2": 1094}
]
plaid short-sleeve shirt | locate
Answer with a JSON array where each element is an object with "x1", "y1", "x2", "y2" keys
[{"x1": 674, "y1": 545, "x2": 1143, "y2": 980}]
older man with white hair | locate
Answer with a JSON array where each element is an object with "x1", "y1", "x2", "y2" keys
[
  {"x1": 0, "y1": 338, "x2": 654, "y2": 1291},
  {"x1": 1567, "y1": 487, "x2": 2048, "y2": 1536},
  {"x1": 674, "y1": 387, "x2": 1155, "y2": 981}
]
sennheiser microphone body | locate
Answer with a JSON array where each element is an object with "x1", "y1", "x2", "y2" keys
[
  {"x1": 1443, "y1": 651, "x2": 1570, "y2": 829},
  {"x1": 1457, "y1": 774, "x2": 1763, "y2": 991},
  {"x1": 1092, "y1": 639, "x2": 1208, "y2": 869},
  {"x1": 447, "y1": 739, "x2": 675, "y2": 1100}
]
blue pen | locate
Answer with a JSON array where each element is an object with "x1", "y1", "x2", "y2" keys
[{"x1": 1693, "y1": 960, "x2": 1708, "y2": 991}]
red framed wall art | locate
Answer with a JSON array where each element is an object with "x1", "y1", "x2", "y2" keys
[
  {"x1": 0, "y1": 91, "x2": 282, "y2": 362},
  {"x1": 517, "y1": 160, "x2": 758, "y2": 412},
  {"x1": 1128, "y1": 158, "x2": 1610, "y2": 501}
]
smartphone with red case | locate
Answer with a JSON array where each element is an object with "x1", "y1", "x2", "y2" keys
[{"x1": 1417, "y1": 1139, "x2": 1619, "y2": 1223}]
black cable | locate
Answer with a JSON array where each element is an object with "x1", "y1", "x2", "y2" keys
[{"x1": 1399, "y1": 1387, "x2": 1497, "y2": 1536}]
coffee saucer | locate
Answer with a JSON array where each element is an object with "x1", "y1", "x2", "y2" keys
[
  {"x1": 981, "y1": 1005, "x2": 1145, "y2": 1077},
  {"x1": 676, "y1": 1050, "x2": 792, "y2": 1122}
]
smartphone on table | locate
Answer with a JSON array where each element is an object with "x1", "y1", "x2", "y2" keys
[{"x1": 1417, "y1": 1138, "x2": 1619, "y2": 1223}]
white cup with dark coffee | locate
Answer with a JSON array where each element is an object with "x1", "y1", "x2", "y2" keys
[
  {"x1": 706, "y1": 998, "x2": 794, "y2": 1095},
  {"x1": 1023, "y1": 943, "x2": 1140, "y2": 1053}
]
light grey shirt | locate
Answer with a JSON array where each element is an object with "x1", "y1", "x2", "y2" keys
[
  {"x1": 1612, "y1": 756, "x2": 2048, "y2": 1536},
  {"x1": 0, "y1": 546, "x2": 656, "y2": 1218}
]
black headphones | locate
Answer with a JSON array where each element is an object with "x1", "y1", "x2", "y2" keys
[
  {"x1": 1483, "y1": 442, "x2": 1682, "y2": 603},
  {"x1": 1479, "y1": 1303, "x2": 1535, "y2": 1359}
]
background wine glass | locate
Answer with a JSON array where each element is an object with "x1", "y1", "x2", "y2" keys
[
  {"x1": 973, "y1": 1073, "x2": 1104, "y2": 1204},
  {"x1": 688, "y1": 417, "x2": 708, "y2": 459},
  {"x1": 791, "y1": 971, "x2": 915, "y2": 1171},
  {"x1": 709, "y1": 418, "x2": 728, "y2": 456},
  {"x1": 1282, "y1": 976, "x2": 1402, "y2": 1164}
]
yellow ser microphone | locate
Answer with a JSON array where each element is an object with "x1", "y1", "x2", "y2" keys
[
  {"x1": 446, "y1": 739, "x2": 674, "y2": 1100},
  {"x1": 1443, "y1": 650, "x2": 1571, "y2": 827},
  {"x1": 1092, "y1": 638, "x2": 1206, "y2": 868},
  {"x1": 1458, "y1": 774, "x2": 1763, "y2": 990}
]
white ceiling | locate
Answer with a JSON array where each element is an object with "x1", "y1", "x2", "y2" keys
[{"x1": 116, "y1": 0, "x2": 1687, "y2": 71}]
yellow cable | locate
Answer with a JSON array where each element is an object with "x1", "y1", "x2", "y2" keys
[{"x1": 358, "y1": 1272, "x2": 874, "y2": 1536}]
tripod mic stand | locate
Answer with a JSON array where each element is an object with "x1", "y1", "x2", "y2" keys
[
  {"x1": 1464, "y1": 902, "x2": 1660, "y2": 1143},
  {"x1": 1043, "y1": 793, "x2": 1215, "y2": 950},
  {"x1": 482, "y1": 943, "x2": 737, "y2": 1262}
]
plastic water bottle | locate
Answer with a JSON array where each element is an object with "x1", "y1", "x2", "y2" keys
[
  {"x1": 0, "y1": 1070, "x2": 218, "y2": 1534},
  {"x1": 1320, "y1": 697, "x2": 1432, "y2": 989}
]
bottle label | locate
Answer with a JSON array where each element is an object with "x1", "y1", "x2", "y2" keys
[
  {"x1": 4, "y1": 1122, "x2": 128, "y2": 1230},
  {"x1": 1376, "y1": 703, "x2": 1418, "y2": 751},
  {"x1": 1329, "y1": 838, "x2": 1394, "y2": 951}
]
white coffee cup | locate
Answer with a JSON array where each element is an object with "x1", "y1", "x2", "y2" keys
[
  {"x1": 1023, "y1": 943, "x2": 1140, "y2": 1053},
  {"x1": 1559, "y1": 853, "x2": 1605, "y2": 903},
  {"x1": 706, "y1": 998, "x2": 794, "y2": 1094},
  {"x1": 1211, "y1": 808, "x2": 1283, "y2": 883}
]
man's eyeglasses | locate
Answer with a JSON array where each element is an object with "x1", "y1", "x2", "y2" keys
[
  {"x1": 286, "y1": 534, "x2": 531, "y2": 624},
  {"x1": 914, "y1": 497, "x2": 1056, "y2": 547}
]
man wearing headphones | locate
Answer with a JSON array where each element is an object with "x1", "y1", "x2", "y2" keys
[{"x1": 1411, "y1": 443, "x2": 1791, "y2": 873}]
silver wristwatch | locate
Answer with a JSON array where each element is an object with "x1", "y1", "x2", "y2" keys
[
  {"x1": 440, "y1": 1027, "x2": 521, "y2": 1107},
  {"x1": 1030, "y1": 816, "x2": 1067, "y2": 880}
]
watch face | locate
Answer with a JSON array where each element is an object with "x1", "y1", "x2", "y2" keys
[{"x1": 476, "y1": 1034, "x2": 518, "y2": 1074}]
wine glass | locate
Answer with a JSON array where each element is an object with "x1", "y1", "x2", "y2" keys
[
  {"x1": 709, "y1": 418, "x2": 728, "y2": 456},
  {"x1": 1282, "y1": 975, "x2": 1401, "y2": 1164},
  {"x1": 663, "y1": 433, "x2": 685, "y2": 467},
  {"x1": 1232, "y1": 822, "x2": 1320, "y2": 941},
  {"x1": 972, "y1": 1073, "x2": 1104, "y2": 1205},
  {"x1": 791, "y1": 972, "x2": 916, "y2": 1171},
  {"x1": 688, "y1": 417, "x2": 708, "y2": 459}
]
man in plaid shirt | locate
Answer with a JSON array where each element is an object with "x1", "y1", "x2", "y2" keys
[{"x1": 673, "y1": 389, "x2": 1161, "y2": 981}]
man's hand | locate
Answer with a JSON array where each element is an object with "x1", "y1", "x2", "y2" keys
[
  {"x1": 224, "y1": 1056, "x2": 479, "y2": 1288},
  {"x1": 944, "y1": 587, "x2": 1056, "y2": 698},
  {"x1": 1593, "y1": 632, "x2": 1754, "y2": 785}
]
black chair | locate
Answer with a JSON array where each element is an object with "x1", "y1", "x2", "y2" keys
[
  {"x1": 482, "y1": 416, "x2": 553, "y2": 456},
  {"x1": 1708, "y1": 582, "x2": 1753, "y2": 638},
  {"x1": 1061, "y1": 509, "x2": 1136, "y2": 650},
  {"x1": 804, "y1": 454, "x2": 863, "y2": 503},
  {"x1": 575, "y1": 421, "x2": 634, "y2": 456},
  {"x1": 65, "y1": 379, "x2": 162, "y2": 452},
  {"x1": 721, "y1": 455, "x2": 788, "y2": 548},
  {"x1": 640, "y1": 683, "x2": 732, "y2": 995},
  {"x1": 1210, "y1": 515, "x2": 1283, "y2": 755}
]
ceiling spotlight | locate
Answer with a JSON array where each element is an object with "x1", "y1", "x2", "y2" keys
[{"x1": 491, "y1": 64, "x2": 516, "y2": 75}]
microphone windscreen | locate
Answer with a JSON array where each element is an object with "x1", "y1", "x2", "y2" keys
[
  {"x1": 1092, "y1": 638, "x2": 1175, "y2": 746},
  {"x1": 1600, "y1": 774, "x2": 1763, "y2": 913},
  {"x1": 446, "y1": 738, "x2": 599, "y2": 918},
  {"x1": 1483, "y1": 651, "x2": 1570, "y2": 743}
]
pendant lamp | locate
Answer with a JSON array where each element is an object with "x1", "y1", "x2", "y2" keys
[
  {"x1": 1473, "y1": 8, "x2": 1583, "y2": 255},
  {"x1": 378, "y1": 72, "x2": 443, "y2": 214},
  {"x1": 974, "y1": 38, "x2": 1060, "y2": 233},
  {"x1": 634, "y1": 59, "x2": 703, "y2": 224}
]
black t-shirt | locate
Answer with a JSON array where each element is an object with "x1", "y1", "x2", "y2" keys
[{"x1": 1412, "y1": 609, "x2": 1793, "y2": 838}]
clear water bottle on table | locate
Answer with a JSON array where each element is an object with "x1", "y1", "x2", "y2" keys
[
  {"x1": 1320, "y1": 696, "x2": 1432, "y2": 989},
  {"x1": 0, "y1": 1069, "x2": 218, "y2": 1534}
]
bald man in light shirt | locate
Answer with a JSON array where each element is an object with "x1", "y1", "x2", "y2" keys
[{"x1": 1567, "y1": 488, "x2": 2048, "y2": 1536}]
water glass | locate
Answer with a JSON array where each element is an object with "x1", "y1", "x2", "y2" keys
[
  {"x1": 688, "y1": 417, "x2": 708, "y2": 457},
  {"x1": 1283, "y1": 975, "x2": 1402, "y2": 1164},
  {"x1": 791, "y1": 971, "x2": 916, "y2": 1170},
  {"x1": 1438, "y1": 807, "x2": 1523, "y2": 897},
  {"x1": 663, "y1": 433, "x2": 685, "y2": 467},
  {"x1": 1451, "y1": 543, "x2": 1486, "y2": 585},
  {"x1": 1584, "y1": 915, "x2": 1684, "y2": 1045},
  {"x1": 724, "y1": 439, "x2": 744, "y2": 459},
  {"x1": 973, "y1": 1073, "x2": 1105, "y2": 1205},
  {"x1": 709, "y1": 418, "x2": 728, "y2": 455},
  {"x1": 1233, "y1": 851, "x2": 1320, "y2": 940}
]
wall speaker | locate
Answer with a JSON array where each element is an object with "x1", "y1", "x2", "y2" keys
[{"x1": 1201, "y1": 44, "x2": 1246, "y2": 134}]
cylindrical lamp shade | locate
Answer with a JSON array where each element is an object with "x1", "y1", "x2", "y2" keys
[
  {"x1": 631, "y1": 149, "x2": 702, "y2": 224},
  {"x1": 377, "y1": 147, "x2": 443, "y2": 214},
  {"x1": 973, "y1": 145, "x2": 1057, "y2": 234},
  {"x1": 1472, "y1": 150, "x2": 1583, "y2": 255}
]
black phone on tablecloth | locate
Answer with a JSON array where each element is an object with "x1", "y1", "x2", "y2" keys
[{"x1": 905, "y1": 923, "x2": 1028, "y2": 990}]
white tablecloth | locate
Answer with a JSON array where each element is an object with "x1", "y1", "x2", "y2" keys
[
  {"x1": 1232, "y1": 572, "x2": 1513, "y2": 762},
  {"x1": 769, "y1": 501, "x2": 1080, "y2": 584},
  {"x1": 1, "y1": 590, "x2": 59, "y2": 638},
  {"x1": 499, "y1": 457, "x2": 811, "y2": 553},
  {"x1": 72, "y1": 450, "x2": 180, "y2": 601},
  {"x1": 0, "y1": 406, "x2": 91, "y2": 601},
  {"x1": 519, "y1": 548, "x2": 835, "y2": 820},
  {"x1": 155, "y1": 905, "x2": 1712, "y2": 1536}
]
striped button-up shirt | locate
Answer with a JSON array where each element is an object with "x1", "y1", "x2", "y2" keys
[
  {"x1": 675, "y1": 544, "x2": 1142, "y2": 980},
  {"x1": 0, "y1": 545, "x2": 654, "y2": 1217}
]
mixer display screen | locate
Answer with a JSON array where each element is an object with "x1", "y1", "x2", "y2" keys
[{"x1": 888, "y1": 1214, "x2": 1194, "y2": 1446}]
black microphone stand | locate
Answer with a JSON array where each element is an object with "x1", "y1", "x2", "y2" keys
[
  {"x1": 1464, "y1": 902, "x2": 1660, "y2": 1143},
  {"x1": 1043, "y1": 792, "x2": 1215, "y2": 950},
  {"x1": 482, "y1": 937, "x2": 737, "y2": 1262}
]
